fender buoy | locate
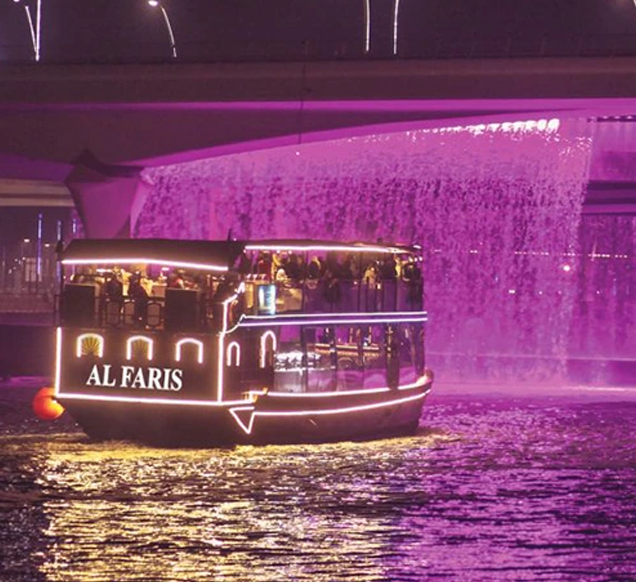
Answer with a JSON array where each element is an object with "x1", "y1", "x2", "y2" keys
[{"x1": 32, "y1": 387, "x2": 65, "y2": 421}]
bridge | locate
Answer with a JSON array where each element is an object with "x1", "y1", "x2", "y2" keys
[{"x1": 2, "y1": 57, "x2": 636, "y2": 225}]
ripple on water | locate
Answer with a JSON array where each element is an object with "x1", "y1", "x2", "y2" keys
[{"x1": 1, "y1": 394, "x2": 636, "y2": 581}]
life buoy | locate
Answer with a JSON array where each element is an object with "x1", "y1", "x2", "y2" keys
[{"x1": 32, "y1": 386, "x2": 65, "y2": 421}]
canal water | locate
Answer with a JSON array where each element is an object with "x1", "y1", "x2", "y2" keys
[{"x1": 1, "y1": 382, "x2": 636, "y2": 582}]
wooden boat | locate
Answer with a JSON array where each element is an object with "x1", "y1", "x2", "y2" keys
[{"x1": 49, "y1": 238, "x2": 433, "y2": 446}]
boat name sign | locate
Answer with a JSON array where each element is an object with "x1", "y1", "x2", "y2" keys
[{"x1": 85, "y1": 364, "x2": 184, "y2": 391}]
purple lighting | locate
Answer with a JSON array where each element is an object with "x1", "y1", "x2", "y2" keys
[{"x1": 138, "y1": 118, "x2": 592, "y2": 383}]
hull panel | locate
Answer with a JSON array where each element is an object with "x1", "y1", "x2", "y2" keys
[{"x1": 59, "y1": 381, "x2": 431, "y2": 447}]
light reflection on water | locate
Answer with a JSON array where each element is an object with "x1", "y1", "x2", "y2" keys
[{"x1": 2, "y1": 391, "x2": 636, "y2": 581}]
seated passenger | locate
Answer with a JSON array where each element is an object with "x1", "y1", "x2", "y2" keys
[
  {"x1": 105, "y1": 273, "x2": 123, "y2": 299},
  {"x1": 128, "y1": 274, "x2": 149, "y2": 326},
  {"x1": 380, "y1": 255, "x2": 397, "y2": 280},
  {"x1": 256, "y1": 252, "x2": 272, "y2": 280},
  {"x1": 167, "y1": 270, "x2": 186, "y2": 289}
]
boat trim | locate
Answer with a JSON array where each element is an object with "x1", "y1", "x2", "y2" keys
[
  {"x1": 62, "y1": 257, "x2": 228, "y2": 272},
  {"x1": 229, "y1": 390, "x2": 430, "y2": 435}
]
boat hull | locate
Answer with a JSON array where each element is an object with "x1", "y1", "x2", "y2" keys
[{"x1": 59, "y1": 380, "x2": 432, "y2": 447}]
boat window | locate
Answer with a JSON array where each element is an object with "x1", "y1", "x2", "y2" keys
[
  {"x1": 386, "y1": 325, "x2": 400, "y2": 390},
  {"x1": 303, "y1": 326, "x2": 337, "y2": 393},
  {"x1": 273, "y1": 325, "x2": 304, "y2": 393},
  {"x1": 362, "y1": 325, "x2": 386, "y2": 390},
  {"x1": 410, "y1": 323, "x2": 426, "y2": 376},
  {"x1": 334, "y1": 326, "x2": 364, "y2": 392},
  {"x1": 259, "y1": 330, "x2": 277, "y2": 369},
  {"x1": 59, "y1": 261, "x2": 232, "y2": 332}
]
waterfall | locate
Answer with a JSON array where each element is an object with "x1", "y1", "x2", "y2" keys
[{"x1": 139, "y1": 118, "x2": 593, "y2": 384}]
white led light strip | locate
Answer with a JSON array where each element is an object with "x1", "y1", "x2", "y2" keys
[
  {"x1": 245, "y1": 243, "x2": 408, "y2": 254},
  {"x1": 242, "y1": 313, "x2": 428, "y2": 328},
  {"x1": 230, "y1": 390, "x2": 429, "y2": 435},
  {"x1": 63, "y1": 258, "x2": 228, "y2": 272},
  {"x1": 247, "y1": 375, "x2": 430, "y2": 399}
]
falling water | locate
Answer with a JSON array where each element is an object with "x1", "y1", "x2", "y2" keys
[{"x1": 138, "y1": 118, "x2": 592, "y2": 384}]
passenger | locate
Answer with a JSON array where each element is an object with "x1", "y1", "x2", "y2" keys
[
  {"x1": 363, "y1": 262, "x2": 377, "y2": 286},
  {"x1": 340, "y1": 254, "x2": 356, "y2": 280},
  {"x1": 213, "y1": 274, "x2": 237, "y2": 302},
  {"x1": 256, "y1": 252, "x2": 272, "y2": 280},
  {"x1": 212, "y1": 274, "x2": 240, "y2": 327},
  {"x1": 285, "y1": 253, "x2": 304, "y2": 282},
  {"x1": 380, "y1": 254, "x2": 397, "y2": 280},
  {"x1": 275, "y1": 255, "x2": 290, "y2": 283},
  {"x1": 140, "y1": 272, "x2": 154, "y2": 296},
  {"x1": 128, "y1": 274, "x2": 149, "y2": 326},
  {"x1": 167, "y1": 270, "x2": 186, "y2": 289},
  {"x1": 405, "y1": 261, "x2": 422, "y2": 306},
  {"x1": 105, "y1": 273, "x2": 123, "y2": 299},
  {"x1": 307, "y1": 256, "x2": 323, "y2": 280},
  {"x1": 323, "y1": 265, "x2": 341, "y2": 307},
  {"x1": 237, "y1": 252, "x2": 252, "y2": 276}
]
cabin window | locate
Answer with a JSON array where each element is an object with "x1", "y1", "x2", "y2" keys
[
  {"x1": 385, "y1": 325, "x2": 400, "y2": 390},
  {"x1": 303, "y1": 326, "x2": 337, "y2": 393},
  {"x1": 259, "y1": 330, "x2": 277, "y2": 368},
  {"x1": 396, "y1": 325, "x2": 418, "y2": 385},
  {"x1": 334, "y1": 326, "x2": 364, "y2": 392},
  {"x1": 273, "y1": 325, "x2": 303, "y2": 392},
  {"x1": 76, "y1": 333, "x2": 104, "y2": 358},
  {"x1": 126, "y1": 335, "x2": 154, "y2": 361},
  {"x1": 410, "y1": 323, "x2": 425, "y2": 376},
  {"x1": 175, "y1": 338, "x2": 204, "y2": 364},
  {"x1": 226, "y1": 341, "x2": 241, "y2": 367},
  {"x1": 362, "y1": 325, "x2": 386, "y2": 390}
]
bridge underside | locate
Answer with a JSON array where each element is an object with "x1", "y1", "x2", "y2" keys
[{"x1": 2, "y1": 59, "x2": 636, "y2": 218}]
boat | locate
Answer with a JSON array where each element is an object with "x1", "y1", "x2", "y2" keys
[{"x1": 47, "y1": 238, "x2": 433, "y2": 446}]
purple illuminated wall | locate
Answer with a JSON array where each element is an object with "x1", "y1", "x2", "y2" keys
[{"x1": 138, "y1": 119, "x2": 593, "y2": 382}]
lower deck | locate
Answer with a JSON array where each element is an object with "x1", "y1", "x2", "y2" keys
[{"x1": 60, "y1": 377, "x2": 432, "y2": 446}]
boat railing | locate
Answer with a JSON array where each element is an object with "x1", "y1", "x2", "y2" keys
[{"x1": 56, "y1": 276, "x2": 423, "y2": 331}]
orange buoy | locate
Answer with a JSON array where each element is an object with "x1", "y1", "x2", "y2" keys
[{"x1": 32, "y1": 386, "x2": 65, "y2": 421}]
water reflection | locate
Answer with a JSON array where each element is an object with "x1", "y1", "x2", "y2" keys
[{"x1": 2, "y1": 393, "x2": 636, "y2": 581}]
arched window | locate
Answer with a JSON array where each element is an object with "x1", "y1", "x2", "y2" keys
[
  {"x1": 76, "y1": 333, "x2": 104, "y2": 358},
  {"x1": 259, "y1": 330, "x2": 277, "y2": 368},
  {"x1": 226, "y1": 341, "x2": 241, "y2": 367},
  {"x1": 126, "y1": 335, "x2": 153, "y2": 361},
  {"x1": 175, "y1": 338, "x2": 204, "y2": 364}
]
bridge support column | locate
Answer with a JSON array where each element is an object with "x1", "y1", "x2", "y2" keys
[{"x1": 65, "y1": 150, "x2": 151, "y2": 238}]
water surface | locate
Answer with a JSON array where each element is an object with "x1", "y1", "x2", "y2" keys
[{"x1": 2, "y1": 385, "x2": 636, "y2": 581}]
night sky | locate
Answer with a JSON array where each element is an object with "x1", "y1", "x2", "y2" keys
[{"x1": 1, "y1": 0, "x2": 636, "y2": 63}]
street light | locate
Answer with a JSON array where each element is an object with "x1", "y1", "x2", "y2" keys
[
  {"x1": 363, "y1": 0, "x2": 370, "y2": 54},
  {"x1": 392, "y1": 0, "x2": 400, "y2": 56},
  {"x1": 148, "y1": 0, "x2": 177, "y2": 59},
  {"x1": 12, "y1": 0, "x2": 41, "y2": 61}
]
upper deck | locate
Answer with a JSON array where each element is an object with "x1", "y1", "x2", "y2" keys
[{"x1": 57, "y1": 238, "x2": 424, "y2": 332}]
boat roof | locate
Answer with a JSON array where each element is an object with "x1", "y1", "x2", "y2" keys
[{"x1": 61, "y1": 238, "x2": 421, "y2": 270}]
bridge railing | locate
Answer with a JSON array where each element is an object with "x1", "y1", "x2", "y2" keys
[{"x1": 2, "y1": 33, "x2": 636, "y2": 65}]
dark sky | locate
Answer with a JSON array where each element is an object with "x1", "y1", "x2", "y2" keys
[{"x1": 1, "y1": 0, "x2": 636, "y2": 63}]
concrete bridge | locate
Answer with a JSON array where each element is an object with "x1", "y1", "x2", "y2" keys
[{"x1": 1, "y1": 57, "x2": 636, "y2": 226}]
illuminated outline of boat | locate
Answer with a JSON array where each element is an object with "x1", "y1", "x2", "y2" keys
[{"x1": 50, "y1": 238, "x2": 433, "y2": 446}]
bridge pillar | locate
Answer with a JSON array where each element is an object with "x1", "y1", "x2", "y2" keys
[{"x1": 64, "y1": 150, "x2": 151, "y2": 238}]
